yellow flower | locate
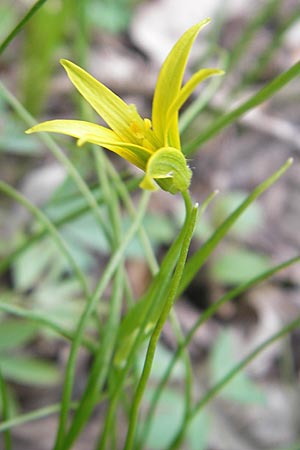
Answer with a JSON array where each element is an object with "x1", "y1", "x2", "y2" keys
[{"x1": 26, "y1": 19, "x2": 223, "y2": 194}]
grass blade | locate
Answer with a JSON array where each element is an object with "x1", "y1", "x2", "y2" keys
[
  {"x1": 168, "y1": 318, "x2": 300, "y2": 449},
  {"x1": 0, "y1": 369, "x2": 13, "y2": 450},
  {"x1": 142, "y1": 255, "x2": 299, "y2": 444},
  {"x1": 0, "y1": 0, "x2": 47, "y2": 54}
]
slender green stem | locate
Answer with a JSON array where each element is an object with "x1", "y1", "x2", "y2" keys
[
  {"x1": 142, "y1": 255, "x2": 299, "y2": 441},
  {"x1": 0, "y1": 369, "x2": 12, "y2": 450},
  {"x1": 96, "y1": 198, "x2": 193, "y2": 450},
  {"x1": 53, "y1": 191, "x2": 150, "y2": 450},
  {"x1": 0, "y1": 402, "x2": 78, "y2": 433},
  {"x1": 60, "y1": 142, "x2": 126, "y2": 447},
  {"x1": 168, "y1": 318, "x2": 300, "y2": 450},
  {"x1": 0, "y1": 0, "x2": 48, "y2": 54},
  {"x1": 183, "y1": 62, "x2": 300, "y2": 155},
  {"x1": 0, "y1": 180, "x2": 90, "y2": 298},
  {"x1": 62, "y1": 268, "x2": 124, "y2": 449},
  {"x1": 169, "y1": 310, "x2": 193, "y2": 425},
  {"x1": 123, "y1": 192, "x2": 198, "y2": 450}
]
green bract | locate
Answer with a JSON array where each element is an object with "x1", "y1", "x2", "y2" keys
[{"x1": 26, "y1": 19, "x2": 223, "y2": 194}]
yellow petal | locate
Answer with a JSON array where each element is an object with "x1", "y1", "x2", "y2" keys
[
  {"x1": 77, "y1": 134, "x2": 151, "y2": 170},
  {"x1": 26, "y1": 119, "x2": 151, "y2": 170},
  {"x1": 152, "y1": 19, "x2": 210, "y2": 148},
  {"x1": 60, "y1": 60, "x2": 158, "y2": 148},
  {"x1": 166, "y1": 68, "x2": 224, "y2": 131},
  {"x1": 26, "y1": 119, "x2": 119, "y2": 141}
]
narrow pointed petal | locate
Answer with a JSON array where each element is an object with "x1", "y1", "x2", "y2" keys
[
  {"x1": 152, "y1": 19, "x2": 210, "y2": 148},
  {"x1": 77, "y1": 135, "x2": 151, "y2": 169},
  {"x1": 26, "y1": 119, "x2": 119, "y2": 141},
  {"x1": 60, "y1": 59, "x2": 158, "y2": 148},
  {"x1": 166, "y1": 68, "x2": 224, "y2": 131},
  {"x1": 26, "y1": 119, "x2": 151, "y2": 169}
]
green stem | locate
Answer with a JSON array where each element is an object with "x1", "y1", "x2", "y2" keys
[
  {"x1": 0, "y1": 403, "x2": 76, "y2": 433},
  {"x1": 179, "y1": 158, "x2": 293, "y2": 293},
  {"x1": 0, "y1": 0, "x2": 48, "y2": 54},
  {"x1": 123, "y1": 191, "x2": 198, "y2": 450},
  {"x1": 168, "y1": 318, "x2": 300, "y2": 450},
  {"x1": 95, "y1": 202, "x2": 193, "y2": 450},
  {"x1": 62, "y1": 268, "x2": 124, "y2": 449},
  {"x1": 142, "y1": 255, "x2": 299, "y2": 442},
  {"x1": 53, "y1": 191, "x2": 150, "y2": 450},
  {"x1": 0, "y1": 369, "x2": 12, "y2": 450}
]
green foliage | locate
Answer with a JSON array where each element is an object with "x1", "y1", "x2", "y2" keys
[{"x1": 0, "y1": 2, "x2": 300, "y2": 450}]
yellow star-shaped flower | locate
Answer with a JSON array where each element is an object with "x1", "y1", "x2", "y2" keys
[{"x1": 26, "y1": 19, "x2": 223, "y2": 194}]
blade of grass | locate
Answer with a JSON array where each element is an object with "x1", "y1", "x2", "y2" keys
[
  {"x1": 183, "y1": 62, "x2": 300, "y2": 155},
  {"x1": 95, "y1": 201, "x2": 193, "y2": 450},
  {"x1": 0, "y1": 0, "x2": 48, "y2": 54},
  {"x1": 168, "y1": 318, "x2": 300, "y2": 450},
  {"x1": 123, "y1": 195, "x2": 198, "y2": 450},
  {"x1": 141, "y1": 255, "x2": 300, "y2": 443},
  {"x1": 0, "y1": 369, "x2": 12, "y2": 450},
  {"x1": 61, "y1": 268, "x2": 124, "y2": 449},
  {"x1": 0, "y1": 402, "x2": 77, "y2": 433},
  {"x1": 179, "y1": 157, "x2": 293, "y2": 293},
  {"x1": 60, "y1": 149, "x2": 126, "y2": 449},
  {"x1": 96, "y1": 191, "x2": 216, "y2": 450}
]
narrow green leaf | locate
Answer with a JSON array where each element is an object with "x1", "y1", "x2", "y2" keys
[
  {"x1": 168, "y1": 318, "x2": 300, "y2": 450},
  {"x1": 0, "y1": 0, "x2": 47, "y2": 54},
  {"x1": 143, "y1": 255, "x2": 299, "y2": 445},
  {"x1": 0, "y1": 369, "x2": 13, "y2": 450}
]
